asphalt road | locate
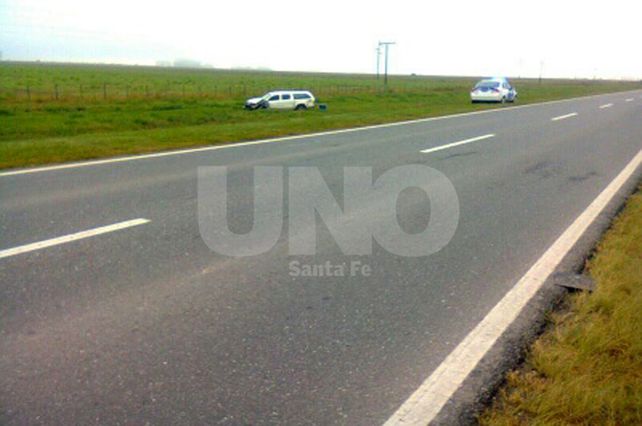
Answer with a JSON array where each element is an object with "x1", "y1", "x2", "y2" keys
[{"x1": 1, "y1": 92, "x2": 642, "y2": 425}]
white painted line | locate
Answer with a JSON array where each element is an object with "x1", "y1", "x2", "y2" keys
[
  {"x1": 551, "y1": 112, "x2": 578, "y2": 121},
  {"x1": 384, "y1": 149, "x2": 642, "y2": 426},
  {"x1": 2, "y1": 90, "x2": 641, "y2": 178},
  {"x1": 625, "y1": 98, "x2": 634, "y2": 102},
  {"x1": 0, "y1": 218, "x2": 150, "y2": 260},
  {"x1": 420, "y1": 134, "x2": 495, "y2": 154},
  {"x1": 599, "y1": 103, "x2": 613, "y2": 109}
]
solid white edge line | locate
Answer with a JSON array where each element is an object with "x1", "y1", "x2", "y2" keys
[
  {"x1": 0, "y1": 218, "x2": 150, "y2": 259},
  {"x1": 599, "y1": 103, "x2": 614, "y2": 109},
  {"x1": 1, "y1": 89, "x2": 641, "y2": 178},
  {"x1": 384, "y1": 149, "x2": 642, "y2": 426},
  {"x1": 420, "y1": 134, "x2": 495, "y2": 154},
  {"x1": 551, "y1": 112, "x2": 578, "y2": 121}
]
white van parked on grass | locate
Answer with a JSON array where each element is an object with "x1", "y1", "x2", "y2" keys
[{"x1": 245, "y1": 90, "x2": 316, "y2": 110}]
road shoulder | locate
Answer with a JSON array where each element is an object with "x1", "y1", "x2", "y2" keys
[
  {"x1": 479, "y1": 184, "x2": 642, "y2": 425},
  {"x1": 430, "y1": 173, "x2": 642, "y2": 425}
]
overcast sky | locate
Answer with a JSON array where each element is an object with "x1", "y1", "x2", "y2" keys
[{"x1": 1, "y1": 0, "x2": 640, "y2": 79}]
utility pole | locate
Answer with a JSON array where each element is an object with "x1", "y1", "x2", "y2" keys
[
  {"x1": 378, "y1": 41, "x2": 395, "y2": 88},
  {"x1": 376, "y1": 45, "x2": 381, "y2": 79},
  {"x1": 539, "y1": 60, "x2": 544, "y2": 84}
]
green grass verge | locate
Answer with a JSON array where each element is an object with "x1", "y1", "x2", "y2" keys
[
  {"x1": 1, "y1": 63, "x2": 640, "y2": 169},
  {"x1": 479, "y1": 186, "x2": 642, "y2": 426}
]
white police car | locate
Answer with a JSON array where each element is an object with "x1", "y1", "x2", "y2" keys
[{"x1": 470, "y1": 77, "x2": 517, "y2": 103}]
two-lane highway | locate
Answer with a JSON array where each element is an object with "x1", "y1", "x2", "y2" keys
[{"x1": 1, "y1": 91, "x2": 641, "y2": 424}]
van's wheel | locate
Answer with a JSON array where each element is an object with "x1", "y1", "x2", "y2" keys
[{"x1": 295, "y1": 104, "x2": 307, "y2": 111}]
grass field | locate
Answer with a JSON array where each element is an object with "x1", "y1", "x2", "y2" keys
[
  {"x1": 1, "y1": 62, "x2": 640, "y2": 169},
  {"x1": 480, "y1": 187, "x2": 642, "y2": 425}
]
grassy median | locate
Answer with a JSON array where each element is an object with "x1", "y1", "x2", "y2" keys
[
  {"x1": 1, "y1": 62, "x2": 640, "y2": 169},
  {"x1": 480, "y1": 186, "x2": 642, "y2": 425}
]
